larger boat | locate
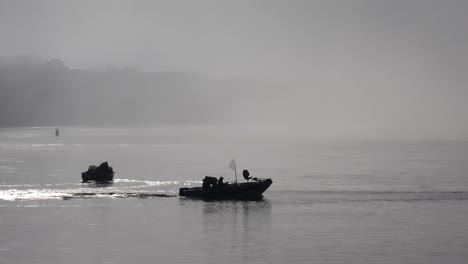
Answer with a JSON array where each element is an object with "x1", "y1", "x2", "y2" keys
[{"x1": 179, "y1": 177, "x2": 273, "y2": 199}]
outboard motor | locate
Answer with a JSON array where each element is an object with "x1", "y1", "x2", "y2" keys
[{"x1": 202, "y1": 176, "x2": 218, "y2": 188}]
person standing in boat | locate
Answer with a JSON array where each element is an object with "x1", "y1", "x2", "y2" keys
[{"x1": 55, "y1": 128, "x2": 59, "y2": 137}]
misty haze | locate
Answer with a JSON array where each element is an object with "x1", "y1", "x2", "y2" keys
[
  {"x1": 1, "y1": 1, "x2": 468, "y2": 264},
  {"x1": 1, "y1": 0, "x2": 468, "y2": 140}
]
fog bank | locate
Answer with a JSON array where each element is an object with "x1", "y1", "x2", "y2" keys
[{"x1": 1, "y1": 1, "x2": 468, "y2": 140}]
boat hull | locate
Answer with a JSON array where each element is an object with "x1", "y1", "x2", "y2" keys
[{"x1": 179, "y1": 178, "x2": 272, "y2": 199}]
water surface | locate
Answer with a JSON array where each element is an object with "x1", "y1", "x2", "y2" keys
[{"x1": 1, "y1": 127, "x2": 468, "y2": 264}]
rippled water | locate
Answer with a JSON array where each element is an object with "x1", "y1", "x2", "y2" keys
[{"x1": 1, "y1": 127, "x2": 468, "y2": 264}]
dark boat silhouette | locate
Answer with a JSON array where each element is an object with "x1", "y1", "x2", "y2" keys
[
  {"x1": 81, "y1": 162, "x2": 114, "y2": 183},
  {"x1": 179, "y1": 178, "x2": 273, "y2": 199}
]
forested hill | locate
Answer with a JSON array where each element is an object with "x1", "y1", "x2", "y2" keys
[{"x1": 0, "y1": 58, "x2": 249, "y2": 126}]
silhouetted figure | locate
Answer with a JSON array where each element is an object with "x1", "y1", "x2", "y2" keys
[
  {"x1": 217, "y1": 176, "x2": 226, "y2": 186},
  {"x1": 243, "y1": 170, "x2": 252, "y2": 181},
  {"x1": 202, "y1": 176, "x2": 218, "y2": 188},
  {"x1": 55, "y1": 128, "x2": 59, "y2": 137}
]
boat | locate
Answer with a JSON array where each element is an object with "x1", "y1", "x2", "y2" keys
[
  {"x1": 81, "y1": 161, "x2": 114, "y2": 183},
  {"x1": 179, "y1": 177, "x2": 273, "y2": 199}
]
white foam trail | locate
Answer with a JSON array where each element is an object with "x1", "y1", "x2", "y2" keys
[
  {"x1": 0, "y1": 189, "x2": 70, "y2": 201},
  {"x1": 0, "y1": 188, "x2": 175, "y2": 201},
  {"x1": 0, "y1": 179, "x2": 199, "y2": 201},
  {"x1": 114, "y1": 179, "x2": 179, "y2": 186}
]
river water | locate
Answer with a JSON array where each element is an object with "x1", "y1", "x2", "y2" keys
[{"x1": 1, "y1": 127, "x2": 468, "y2": 264}]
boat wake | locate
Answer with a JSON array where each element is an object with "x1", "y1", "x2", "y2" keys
[
  {"x1": 0, "y1": 178, "x2": 196, "y2": 201},
  {"x1": 0, "y1": 188, "x2": 176, "y2": 201},
  {"x1": 63, "y1": 192, "x2": 175, "y2": 200}
]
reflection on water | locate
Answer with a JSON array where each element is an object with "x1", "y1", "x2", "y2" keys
[{"x1": 200, "y1": 199, "x2": 272, "y2": 263}]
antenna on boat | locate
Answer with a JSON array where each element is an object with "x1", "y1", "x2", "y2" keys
[{"x1": 229, "y1": 158, "x2": 237, "y2": 184}]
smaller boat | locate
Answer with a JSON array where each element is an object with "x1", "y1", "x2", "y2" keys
[
  {"x1": 179, "y1": 177, "x2": 273, "y2": 199},
  {"x1": 82, "y1": 161, "x2": 114, "y2": 183}
]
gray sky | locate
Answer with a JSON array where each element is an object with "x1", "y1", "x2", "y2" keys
[{"x1": 1, "y1": 0, "x2": 468, "y2": 140}]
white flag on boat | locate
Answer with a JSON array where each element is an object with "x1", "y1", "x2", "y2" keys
[
  {"x1": 229, "y1": 158, "x2": 238, "y2": 183},
  {"x1": 229, "y1": 158, "x2": 236, "y2": 171}
]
